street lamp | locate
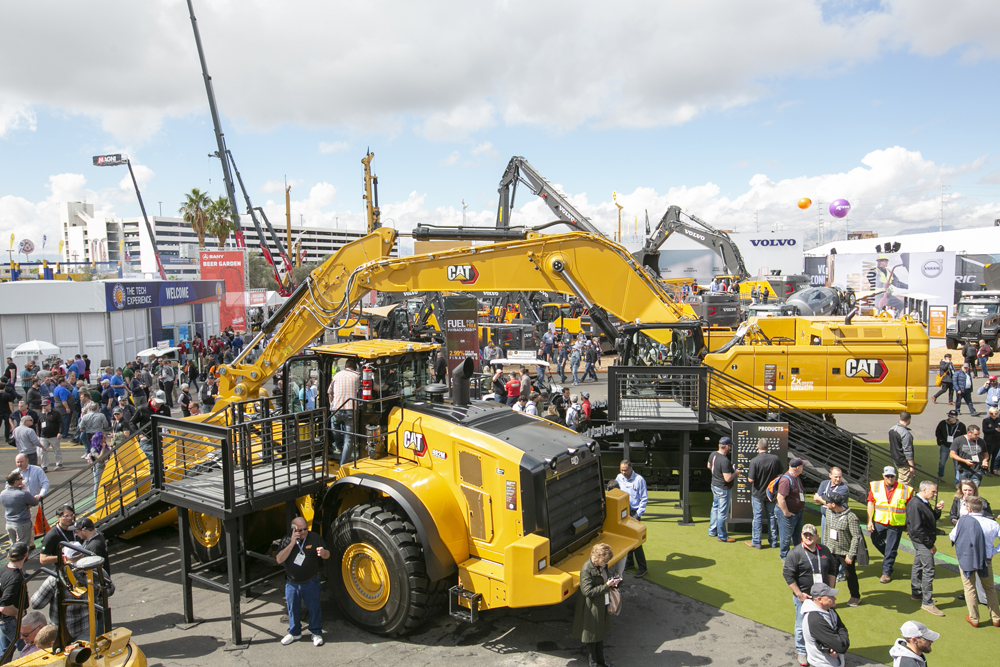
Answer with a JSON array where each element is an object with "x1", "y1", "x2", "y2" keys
[{"x1": 92, "y1": 153, "x2": 166, "y2": 280}]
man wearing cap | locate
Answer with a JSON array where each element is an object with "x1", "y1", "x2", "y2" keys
[
  {"x1": 934, "y1": 410, "x2": 965, "y2": 480},
  {"x1": 948, "y1": 495, "x2": 1000, "y2": 627},
  {"x1": 38, "y1": 398, "x2": 63, "y2": 471},
  {"x1": 976, "y1": 374, "x2": 1000, "y2": 410},
  {"x1": 580, "y1": 392, "x2": 591, "y2": 424},
  {"x1": 949, "y1": 424, "x2": 988, "y2": 487},
  {"x1": 822, "y1": 491, "x2": 862, "y2": 607},
  {"x1": 782, "y1": 523, "x2": 836, "y2": 666},
  {"x1": 617, "y1": 460, "x2": 648, "y2": 577},
  {"x1": 99, "y1": 378, "x2": 115, "y2": 423},
  {"x1": 905, "y1": 480, "x2": 946, "y2": 616},
  {"x1": 952, "y1": 363, "x2": 978, "y2": 416},
  {"x1": 890, "y1": 621, "x2": 939, "y2": 667},
  {"x1": 746, "y1": 438, "x2": 783, "y2": 549},
  {"x1": 776, "y1": 458, "x2": 807, "y2": 559},
  {"x1": 0, "y1": 542, "x2": 30, "y2": 656},
  {"x1": 116, "y1": 395, "x2": 135, "y2": 425},
  {"x1": 888, "y1": 412, "x2": 916, "y2": 488},
  {"x1": 75, "y1": 518, "x2": 110, "y2": 575},
  {"x1": 131, "y1": 390, "x2": 170, "y2": 466},
  {"x1": 800, "y1": 583, "x2": 849, "y2": 667},
  {"x1": 2, "y1": 471, "x2": 39, "y2": 547},
  {"x1": 178, "y1": 383, "x2": 192, "y2": 418},
  {"x1": 158, "y1": 360, "x2": 175, "y2": 410},
  {"x1": 932, "y1": 353, "x2": 955, "y2": 405},
  {"x1": 867, "y1": 465, "x2": 912, "y2": 583},
  {"x1": 707, "y1": 437, "x2": 736, "y2": 543}
]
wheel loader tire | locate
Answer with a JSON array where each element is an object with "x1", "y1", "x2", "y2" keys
[
  {"x1": 188, "y1": 509, "x2": 226, "y2": 566},
  {"x1": 327, "y1": 502, "x2": 440, "y2": 636}
]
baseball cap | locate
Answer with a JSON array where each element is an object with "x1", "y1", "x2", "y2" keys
[
  {"x1": 118, "y1": 395, "x2": 128, "y2": 402},
  {"x1": 801, "y1": 523, "x2": 818, "y2": 536},
  {"x1": 720, "y1": 436, "x2": 733, "y2": 446},
  {"x1": 41, "y1": 398, "x2": 50, "y2": 405},
  {"x1": 900, "y1": 620, "x2": 939, "y2": 642},
  {"x1": 112, "y1": 407, "x2": 122, "y2": 415},
  {"x1": 789, "y1": 457, "x2": 804, "y2": 468},
  {"x1": 154, "y1": 390, "x2": 167, "y2": 403},
  {"x1": 810, "y1": 582, "x2": 839, "y2": 598},
  {"x1": 823, "y1": 491, "x2": 847, "y2": 506},
  {"x1": 883, "y1": 465, "x2": 897, "y2": 476},
  {"x1": 992, "y1": 376, "x2": 998, "y2": 381},
  {"x1": 581, "y1": 392, "x2": 590, "y2": 399},
  {"x1": 948, "y1": 410, "x2": 958, "y2": 417},
  {"x1": 8, "y1": 542, "x2": 28, "y2": 561},
  {"x1": 75, "y1": 518, "x2": 95, "y2": 531}
]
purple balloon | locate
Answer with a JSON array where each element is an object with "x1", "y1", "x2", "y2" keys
[{"x1": 829, "y1": 199, "x2": 851, "y2": 218}]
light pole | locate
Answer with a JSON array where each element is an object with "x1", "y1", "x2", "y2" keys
[{"x1": 93, "y1": 153, "x2": 167, "y2": 280}]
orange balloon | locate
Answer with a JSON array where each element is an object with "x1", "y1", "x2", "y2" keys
[{"x1": 798, "y1": 198, "x2": 812, "y2": 209}]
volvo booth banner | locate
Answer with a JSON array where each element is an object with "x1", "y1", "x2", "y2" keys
[
  {"x1": 728, "y1": 232, "x2": 805, "y2": 277},
  {"x1": 828, "y1": 251, "x2": 956, "y2": 312},
  {"x1": 199, "y1": 250, "x2": 247, "y2": 330},
  {"x1": 106, "y1": 280, "x2": 223, "y2": 312}
]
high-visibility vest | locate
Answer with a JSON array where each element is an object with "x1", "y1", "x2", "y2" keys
[{"x1": 870, "y1": 480, "x2": 911, "y2": 526}]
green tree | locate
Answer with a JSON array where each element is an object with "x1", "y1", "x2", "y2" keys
[
  {"x1": 206, "y1": 196, "x2": 239, "y2": 248},
  {"x1": 179, "y1": 188, "x2": 211, "y2": 248},
  {"x1": 247, "y1": 251, "x2": 279, "y2": 290}
]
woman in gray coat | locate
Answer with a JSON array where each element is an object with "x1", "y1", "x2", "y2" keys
[{"x1": 573, "y1": 543, "x2": 619, "y2": 667}]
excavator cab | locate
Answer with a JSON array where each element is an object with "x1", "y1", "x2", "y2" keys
[{"x1": 619, "y1": 323, "x2": 705, "y2": 367}]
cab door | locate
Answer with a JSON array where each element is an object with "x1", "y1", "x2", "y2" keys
[{"x1": 284, "y1": 355, "x2": 321, "y2": 415}]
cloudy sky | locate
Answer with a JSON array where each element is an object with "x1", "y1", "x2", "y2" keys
[{"x1": 1, "y1": 0, "x2": 999, "y2": 258}]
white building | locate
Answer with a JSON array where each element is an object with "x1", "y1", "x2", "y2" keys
[{"x1": 60, "y1": 201, "x2": 390, "y2": 279}]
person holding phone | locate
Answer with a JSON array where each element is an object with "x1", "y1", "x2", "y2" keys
[
  {"x1": 573, "y1": 543, "x2": 618, "y2": 667},
  {"x1": 276, "y1": 517, "x2": 329, "y2": 646},
  {"x1": 905, "y1": 480, "x2": 946, "y2": 616}
]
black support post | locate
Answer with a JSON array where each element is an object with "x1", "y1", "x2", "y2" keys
[
  {"x1": 177, "y1": 507, "x2": 195, "y2": 624},
  {"x1": 224, "y1": 518, "x2": 246, "y2": 648},
  {"x1": 679, "y1": 432, "x2": 693, "y2": 525}
]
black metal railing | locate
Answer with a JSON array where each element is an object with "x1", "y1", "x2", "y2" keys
[
  {"x1": 152, "y1": 402, "x2": 328, "y2": 515},
  {"x1": 0, "y1": 423, "x2": 161, "y2": 555},
  {"x1": 606, "y1": 365, "x2": 708, "y2": 428},
  {"x1": 704, "y1": 367, "x2": 933, "y2": 502}
]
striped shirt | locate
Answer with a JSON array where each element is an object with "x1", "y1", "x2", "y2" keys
[
  {"x1": 822, "y1": 507, "x2": 861, "y2": 557},
  {"x1": 329, "y1": 369, "x2": 360, "y2": 412}
]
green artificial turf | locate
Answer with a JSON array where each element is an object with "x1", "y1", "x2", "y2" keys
[{"x1": 640, "y1": 441, "x2": 1000, "y2": 666}]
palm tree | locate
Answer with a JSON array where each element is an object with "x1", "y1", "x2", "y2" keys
[
  {"x1": 179, "y1": 188, "x2": 211, "y2": 248},
  {"x1": 206, "y1": 196, "x2": 237, "y2": 248}
]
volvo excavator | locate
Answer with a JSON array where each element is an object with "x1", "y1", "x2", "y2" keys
[{"x1": 65, "y1": 225, "x2": 926, "y2": 642}]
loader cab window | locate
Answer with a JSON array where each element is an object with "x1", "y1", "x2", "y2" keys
[
  {"x1": 284, "y1": 356, "x2": 320, "y2": 414},
  {"x1": 400, "y1": 353, "x2": 434, "y2": 401},
  {"x1": 540, "y1": 305, "x2": 561, "y2": 323}
]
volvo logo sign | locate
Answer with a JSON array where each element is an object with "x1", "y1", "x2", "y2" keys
[
  {"x1": 921, "y1": 259, "x2": 943, "y2": 279},
  {"x1": 749, "y1": 239, "x2": 797, "y2": 247}
]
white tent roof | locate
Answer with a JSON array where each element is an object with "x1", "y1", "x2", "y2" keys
[{"x1": 807, "y1": 225, "x2": 1000, "y2": 257}]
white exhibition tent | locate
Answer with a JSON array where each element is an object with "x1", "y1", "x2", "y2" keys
[{"x1": 807, "y1": 224, "x2": 1000, "y2": 257}]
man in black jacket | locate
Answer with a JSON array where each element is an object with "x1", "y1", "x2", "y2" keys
[
  {"x1": 905, "y1": 480, "x2": 946, "y2": 616},
  {"x1": 934, "y1": 410, "x2": 966, "y2": 480},
  {"x1": 0, "y1": 380, "x2": 15, "y2": 443},
  {"x1": 783, "y1": 524, "x2": 837, "y2": 665},
  {"x1": 131, "y1": 391, "x2": 170, "y2": 466}
]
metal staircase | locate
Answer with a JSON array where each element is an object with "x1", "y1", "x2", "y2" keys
[{"x1": 605, "y1": 364, "x2": 933, "y2": 503}]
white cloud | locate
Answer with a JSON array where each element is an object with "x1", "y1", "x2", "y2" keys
[
  {"x1": 3, "y1": 2, "x2": 996, "y2": 142},
  {"x1": 441, "y1": 151, "x2": 460, "y2": 167},
  {"x1": 117, "y1": 163, "x2": 154, "y2": 191},
  {"x1": 471, "y1": 141, "x2": 496, "y2": 157},
  {"x1": 318, "y1": 141, "x2": 349, "y2": 154},
  {"x1": 261, "y1": 178, "x2": 302, "y2": 194},
  {"x1": 4, "y1": 147, "x2": 997, "y2": 257}
]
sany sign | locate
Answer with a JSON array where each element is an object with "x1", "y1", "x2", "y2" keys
[{"x1": 93, "y1": 153, "x2": 127, "y2": 166}]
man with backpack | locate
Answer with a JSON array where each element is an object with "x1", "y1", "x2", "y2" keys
[
  {"x1": 775, "y1": 458, "x2": 807, "y2": 559},
  {"x1": 746, "y1": 438, "x2": 784, "y2": 550},
  {"x1": 565, "y1": 394, "x2": 584, "y2": 432}
]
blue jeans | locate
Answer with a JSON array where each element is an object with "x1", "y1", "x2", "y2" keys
[
  {"x1": 708, "y1": 486, "x2": 731, "y2": 540},
  {"x1": 871, "y1": 523, "x2": 904, "y2": 576},
  {"x1": 60, "y1": 411, "x2": 72, "y2": 438},
  {"x1": 957, "y1": 389, "x2": 976, "y2": 414},
  {"x1": 776, "y1": 510, "x2": 803, "y2": 559},
  {"x1": 571, "y1": 359, "x2": 580, "y2": 384},
  {"x1": 0, "y1": 614, "x2": 19, "y2": 658},
  {"x1": 938, "y1": 446, "x2": 953, "y2": 479},
  {"x1": 557, "y1": 359, "x2": 567, "y2": 383},
  {"x1": 960, "y1": 469, "x2": 984, "y2": 487},
  {"x1": 583, "y1": 362, "x2": 597, "y2": 382},
  {"x1": 751, "y1": 496, "x2": 777, "y2": 547},
  {"x1": 792, "y1": 594, "x2": 805, "y2": 655},
  {"x1": 335, "y1": 410, "x2": 356, "y2": 466},
  {"x1": 980, "y1": 357, "x2": 989, "y2": 377},
  {"x1": 285, "y1": 576, "x2": 323, "y2": 637}
]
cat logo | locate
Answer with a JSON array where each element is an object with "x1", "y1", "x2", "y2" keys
[
  {"x1": 447, "y1": 264, "x2": 479, "y2": 285},
  {"x1": 402, "y1": 430, "x2": 427, "y2": 456},
  {"x1": 845, "y1": 358, "x2": 889, "y2": 383}
]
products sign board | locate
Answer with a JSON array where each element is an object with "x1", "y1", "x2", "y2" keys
[
  {"x1": 729, "y1": 422, "x2": 789, "y2": 526},
  {"x1": 442, "y1": 296, "x2": 480, "y2": 377}
]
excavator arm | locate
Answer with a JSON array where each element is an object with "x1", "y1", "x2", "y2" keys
[
  {"x1": 216, "y1": 228, "x2": 697, "y2": 403},
  {"x1": 634, "y1": 205, "x2": 749, "y2": 280},
  {"x1": 496, "y1": 156, "x2": 604, "y2": 236}
]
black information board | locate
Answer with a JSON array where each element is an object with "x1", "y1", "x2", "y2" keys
[{"x1": 728, "y1": 421, "x2": 789, "y2": 526}]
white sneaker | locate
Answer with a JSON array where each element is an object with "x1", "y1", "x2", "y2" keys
[
  {"x1": 280, "y1": 634, "x2": 301, "y2": 645},
  {"x1": 312, "y1": 635, "x2": 324, "y2": 647}
]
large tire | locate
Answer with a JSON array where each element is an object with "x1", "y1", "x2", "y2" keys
[
  {"x1": 327, "y1": 502, "x2": 439, "y2": 636},
  {"x1": 946, "y1": 338, "x2": 959, "y2": 350},
  {"x1": 188, "y1": 509, "x2": 226, "y2": 564}
]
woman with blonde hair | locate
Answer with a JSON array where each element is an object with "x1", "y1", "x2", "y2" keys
[
  {"x1": 949, "y1": 478, "x2": 994, "y2": 525},
  {"x1": 573, "y1": 542, "x2": 619, "y2": 667}
]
